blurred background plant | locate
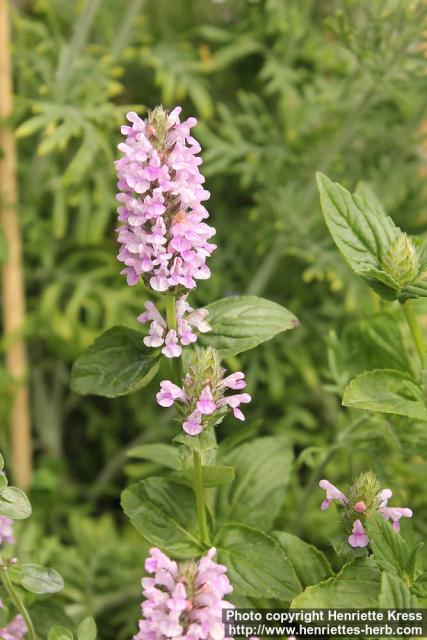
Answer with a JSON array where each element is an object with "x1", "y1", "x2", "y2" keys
[{"x1": 1, "y1": 0, "x2": 427, "y2": 637}]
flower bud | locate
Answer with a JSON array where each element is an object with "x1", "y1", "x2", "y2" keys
[{"x1": 382, "y1": 233, "x2": 419, "y2": 287}]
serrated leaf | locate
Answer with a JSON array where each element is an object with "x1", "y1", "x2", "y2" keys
[
  {"x1": 317, "y1": 172, "x2": 399, "y2": 278},
  {"x1": 366, "y1": 513, "x2": 409, "y2": 576},
  {"x1": 127, "y1": 444, "x2": 182, "y2": 470},
  {"x1": 291, "y1": 558, "x2": 381, "y2": 607},
  {"x1": 71, "y1": 326, "x2": 160, "y2": 397},
  {"x1": 216, "y1": 437, "x2": 293, "y2": 530},
  {"x1": 199, "y1": 296, "x2": 299, "y2": 357},
  {"x1": 0, "y1": 486, "x2": 32, "y2": 519},
  {"x1": 379, "y1": 572, "x2": 418, "y2": 607},
  {"x1": 77, "y1": 617, "x2": 97, "y2": 640},
  {"x1": 121, "y1": 478, "x2": 203, "y2": 558},
  {"x1": 273, "y1": 531, "x2": 333, "y2": 588},
  {"x1": 215, "y1": 524, "x2": 301, "y2": 600},
  {"x1": 343, "y1": 369, "x2": 427, "y2": 420},
  {"x1": 21, "y1": 564, "x2": 64, "y2": 594}
]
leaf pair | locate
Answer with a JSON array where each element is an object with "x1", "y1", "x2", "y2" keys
[{"x1": 70, "y1": 296, "x2": 299, "y2": 397}]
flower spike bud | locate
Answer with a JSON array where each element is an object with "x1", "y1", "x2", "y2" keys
[{"x1": 382, "y1": 233, "x2": 419, "y2": 287}]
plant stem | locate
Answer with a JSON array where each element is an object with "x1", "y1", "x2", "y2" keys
[
  {"x1": 193, "y1": 450, "x2": 210, "y2": 545},
  {"x1": 165, "y1": 295, "x2": 183, "y2": 383},
  {"x1": 0, "y1": 559, "x2": 37, "y2": 640},
  {"x1": 164, "y1": 296, "x2": 209, "y2": 543},
  {"x1": 402, "y1": 300, "x2": 425, "y2": 367}
]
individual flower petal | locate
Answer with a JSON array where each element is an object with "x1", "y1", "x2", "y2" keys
[
  {"x1": 319, "y1": 479, "x2": 349, "y2": 510},
  {"x1": 196, "y1": 386, "x2": 217, "y2": 415},
  {"x1": 348, "y1": 519, "x2": 369, "y2": 548}
]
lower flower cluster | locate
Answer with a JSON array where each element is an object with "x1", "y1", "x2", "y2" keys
[
  {"x1": 319, "y1": 473, "x2": 413, "y2": 548},
  {"x1": 134, "y1": 547, "x2": 233, "y2": 640},
  {"x1": 156, "y1": 349, "x2": 251, "y2": 436}
]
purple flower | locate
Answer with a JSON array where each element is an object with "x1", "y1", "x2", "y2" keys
[
  {"x1": 138, "y1": 296, "x2": 211, "y2": 358},
  {"x1": 320, "y1": 477, "x2": 413, "y2": 548},
  {"x1": 0, "y1": 517, "x2": 14, "y2": 546},
  {"x1": 318, "y1": 480, "x2": 349, "y2": 511},
  {"x1": 134, "y1": 547, "x2": 233, "y2": 640},
  {"x1": 348, "y1": 519, "x2": 369, "y2": 548},
  {"x1": 116, "y1": 107, "x2": 216, "y2": 292},
  {"x1": 0, "y1": 602, "x2": 26, "y2": 640},
  {"x1": 156, "y1": 365, "x2": 251, "y2": 436}
]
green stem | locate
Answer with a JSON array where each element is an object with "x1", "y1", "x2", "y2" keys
[
  {"x1": 165, "y1": 295, "x2": 184, "y2": 383},
  {"x1": 193, "y1": 450, "x2": 210, "y2": 545},
  {"x1": 402, "y1": 300, "x2": 425, "y2": 367},
  {"x1": 164, "y1": 296, "x2": 209, "y2": 543},
  {"x1": 0, "y1": 559, "x2": 37, "y2": 640}
]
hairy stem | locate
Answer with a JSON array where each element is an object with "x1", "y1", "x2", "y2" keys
[
  {"x1": 193, "y1": 450, "x2": 210, "y2": 545},
  {"x1": 402, "y1": 300, "x2": 425, "y2": 367},
  {"x1": 0, "y1": 560, "x2": 37, "y2": 640}
]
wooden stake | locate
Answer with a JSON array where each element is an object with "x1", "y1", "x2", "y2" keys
[{"x1": 0, "y1": 0, "x2": 32, "y2": 488}]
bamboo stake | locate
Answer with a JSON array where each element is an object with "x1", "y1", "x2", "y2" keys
[{"x1": 0, "y1": 0, "x2": 32, "y2": 488}]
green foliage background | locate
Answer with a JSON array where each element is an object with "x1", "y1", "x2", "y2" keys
[{"x1": 2, "y1": 0, "x2": 427, "y2": 637}]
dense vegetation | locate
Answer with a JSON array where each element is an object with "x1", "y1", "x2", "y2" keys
[{"x1": 1, "y1": 1, "x2": 427, "y2": 639}]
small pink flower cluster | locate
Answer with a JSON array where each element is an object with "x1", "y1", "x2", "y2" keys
[
  {"x1": 134, "y1": 547, "x2": 233, "y2": 640},
  {"x1": 138, "y1": 297, "x2": 211, "y2": 358},
  {"x1": 319, "y1": 479, "x2": 413, "y2": 548},
  {"x1": 0, "y1": 517, "x2": 14, "y2": 546},
  {"x1": 115, "y1": 107, "x2": 216, "y2": 292},
  {"x1": 157, "y1": 371, "x2": 251, "y2": 436},
  {"x1": 0, "y1": 601, "x2": 26, "y2": 640}
]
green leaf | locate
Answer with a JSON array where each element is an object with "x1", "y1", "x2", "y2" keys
[
  {"x1": 342, "y1": 369, "x2": 427, "y2": 420},
  {"x1": 216, "y1": 436, "x2": 293, "y2": 530},
  {"x1": 0, "y1": 486, "x2": 32, "y2": 519},
  {"x1": 379, "y1": 572, "x2": 418, "y2": 607},
  {"x1": 0, "y1": 475, "x2": 7, "y2": 492},
  {"x1": 172, "y1": 465, "x2": 235, "y2": 488},
  {"x1": 71, "y1": 326, "x2": 160, "y2": 397},
  {"x1": 48, "y1": 626, "x2": 74, "y2": 640},
  {"x1": 291, "y1": 558, "x2": 381, "y2": 607},
  {"x1": 215, "y1": 524, "x2": 301, "y2": 600},
  {"x1": 127, "y1": 444, "x2": 182, "y2": 470},
  {"x1": 199, "y1": 296, "x2": 299, "y2": 357},
  {"x1": 412, "y1": 573, "x2": 427, "y2": 597},
  {"x1": 366, "y1": 512, "x2": 409, "y2": 576},
  {"x1": 21, "y1": 564, "x2": 64, "y2": 594},
  {"x1": 77, "y1": 617, "x2": 97, "y2": 640},
  {"x1": 273, "y1": 532, "x2": 333, "y2": 588},
  {"x1": 121, "y1": 478, "x2": 203, "y2": 558},
  {"x1": 0, "y1": 453, "x2": 4, "y2": 472},
  {"x1": 317, "y1": 172, "x2": 399, "y2": 279}
]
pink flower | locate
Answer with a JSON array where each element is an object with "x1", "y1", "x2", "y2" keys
[
  {"x1": 116, "y1": 107, "x2": 216, "y2": 292},
  {"x1": 318, "y1": 480, "x2": 349, "y2": 510},
  {"x1": 138, "y1": 296, "x2": 211, "y2": 358},
  {"x1": 196, "y1": 386, "x2": 217, "y2": 415},
  {"x1": 0, "y1": 601, "x2": 26, "y2": 640},
  {"x1": 156, "y1": 363, "x2": 251, "y2": 436},
  {"x1": 156, "y1": 380, "x2": 186, "y2": 407},
  {"x1": 379, "y1": 506, "x2": 413, "y2": 532},
  {"x1": 0, "y1": 516, "x2": 14, "y2": 546},
  {"x1": 134, "y1": 547, "x2": 233, "y2": 640},
  {"x1": 348, "y1": 519, "x2": 369, "y2": 548}
]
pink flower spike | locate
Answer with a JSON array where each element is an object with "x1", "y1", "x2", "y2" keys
[
  {"x1": 348, "y1": 519, "x2": 369, "y2": 548},
  {"x1": 156, "y1": 380, "x2": 186, "y2": 407},
  {"x1": 196, "y1": 386, "x2": 217, "y2": 415},
  {"x1": 319, "y1": 479, "x2": 348, "y2": 509}
]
